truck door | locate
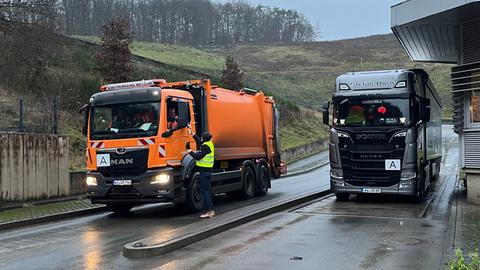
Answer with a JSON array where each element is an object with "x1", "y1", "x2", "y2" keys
[{"x1": 164, "y1": 97, "x2": 195, "y2": 165}]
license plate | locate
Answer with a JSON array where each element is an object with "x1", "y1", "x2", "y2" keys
[
  {"x1": 362, "y1": 188, "x2": 382, "y2": 194},
  {"x1": 113, "y1": 180, "x2": 132, "y2": 186}
]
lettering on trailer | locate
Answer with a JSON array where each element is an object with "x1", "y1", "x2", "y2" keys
[
  {"x1": 106, "y1": 80, "x2": 155, "y2": 91},
  {"x1": 350, "y1": 81, "x2": 396, "y2": 89},
  {"x1": 385, "y1": 159, "x2": 401, "y2": 171}
]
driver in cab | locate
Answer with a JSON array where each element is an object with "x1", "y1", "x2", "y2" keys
[{"x1": 167, "y1": 107, "x2": 178, "y2": 130}]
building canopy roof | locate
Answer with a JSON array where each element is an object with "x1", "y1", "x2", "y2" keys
[{"x1": 391, "y1": 0, "x2": 480, "y2": 63}]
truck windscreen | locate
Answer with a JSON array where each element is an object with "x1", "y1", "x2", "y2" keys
[
  {"x1": 90, "y1": 102, "x2": 160, "y2": 140},
  {"x1": 334, "y1": 98, "x2": 409, "y2": 127}
]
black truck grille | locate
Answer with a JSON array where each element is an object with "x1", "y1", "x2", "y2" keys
[
  {"x1": 336, "y1": 126, "x2": 407, "y2": 188},
  {"x1": 97, "y1": 149, "x2": 148, "y2": 178},
  {"x1": 341, "y1": 144, "x2": 404, "y2": 187}
]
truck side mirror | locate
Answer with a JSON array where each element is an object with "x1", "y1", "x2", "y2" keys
[
  {"x1": 177, "y1": 101, "x2": 189, "y2": 129},
  {"x1": 322, "y1": 101, "x2": 330, "y2": 126},
  {"x1": 79, "y1": 104, "x2": 89, "y2": 137},
  {"x1": 420, "y1": 98, "x2": 431, "y2": 123}
]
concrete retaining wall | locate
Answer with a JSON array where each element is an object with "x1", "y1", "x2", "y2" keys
[
  {"x1": 282, "y1": 140, "x2": 328, "y2": 163},
  {"x1": 0, "y1": 133, "x2": 69, "y2": 202}
]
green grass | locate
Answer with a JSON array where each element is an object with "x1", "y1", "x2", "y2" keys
[{"x1": 73, "y1": 35, "x2": 225, "y2": 75}]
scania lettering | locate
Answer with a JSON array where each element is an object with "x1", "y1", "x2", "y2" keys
[{"x1": 323, "y1": 69, "x2": 442, "y2": 200}]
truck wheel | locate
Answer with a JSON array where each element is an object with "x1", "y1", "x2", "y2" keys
[
  {"x1": 255, "y1": 164, "x2": 270, "y2": 196},
  {"x1": 239, "y1": 165, "x2": 256, "y2": 200},
  {"x1": 107, "y1": 204, "x2": 133, "y2": 214},
  {"x1": 186, "y1": 172, "x2": 205, "y2": 213},
  {"x1": 335, "y1": 193, "x2": 350, "y2": 201}
]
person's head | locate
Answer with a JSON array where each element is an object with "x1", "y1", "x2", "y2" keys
[
  {"x1": 168, "y1": 107, "x2": 176, "y2": 118},
  {"x1": 202, "y1": 131, "x2": 212, "y2": 141}
]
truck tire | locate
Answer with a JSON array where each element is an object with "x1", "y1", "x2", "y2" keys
[
  {"x1": 107, "y1": 204, "x2": 133, "y2": 214},
  {"x1": 238, "y1": 165, "x2": 256, "y2": 200},
  {"x1": 335, "y1": 193, "x2": 350, "y2": 201},
  {"x1": 186, "y1": 172, "x2": 205, "y2": 213},
  {"x1": 255, "y1": 164, "x2": 270, "y2": 196}
]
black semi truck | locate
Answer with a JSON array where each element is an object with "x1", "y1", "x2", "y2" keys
[{"x1": 323, "y1": 69, "x2": 442, "y2": 200}]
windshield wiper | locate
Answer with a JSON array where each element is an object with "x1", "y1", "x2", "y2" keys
[
  {"x1": 93, "y1": 130, "x2": 118, "y2": 135},
  {"x1": 118, "y1": 128, "x2": 150, "y2": 136},
  {"x1": 92, "y1": 130, "x2": 119, "y2": 139}
]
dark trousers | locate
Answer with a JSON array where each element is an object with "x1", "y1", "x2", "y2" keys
[{"x1": 199, "y1": 171, "x2": 213, "y2": 212}]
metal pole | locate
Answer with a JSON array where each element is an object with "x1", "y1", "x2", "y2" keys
[
  {"x1": 53, "y1": 98, "x2": 58, "y2": 134},
  {"x1": 19, "y1": 98, "x2": 24, "y2": 132}
]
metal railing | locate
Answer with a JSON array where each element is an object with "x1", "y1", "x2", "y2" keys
[{"x1": 0, "y1": 97, "x2": 60, "y2": 134}]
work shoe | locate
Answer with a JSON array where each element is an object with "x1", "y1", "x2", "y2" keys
[{"x1": 200, "y1": 210, "x2": 215, "y2": 218}]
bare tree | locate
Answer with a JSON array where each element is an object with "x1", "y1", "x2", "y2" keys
[{"x1": 95, "y1": 17, "x2": 134, "y2": 83}]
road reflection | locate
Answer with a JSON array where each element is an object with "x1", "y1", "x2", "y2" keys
[{"x1": 83, "y1": 229, "x2": 102, "y2": 270}]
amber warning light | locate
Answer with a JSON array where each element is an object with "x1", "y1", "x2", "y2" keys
[{"x1": 100, "y1": 79, "x2": 167, "y2": 91}]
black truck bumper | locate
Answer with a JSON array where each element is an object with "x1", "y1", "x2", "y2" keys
[{"x1": 86, "y1": 168, "x2": 181, "y2": 205}]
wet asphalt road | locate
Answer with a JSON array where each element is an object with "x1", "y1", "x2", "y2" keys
[
  {"x1": 116, "y1": 125, "x2": 458, "y2": 270},
  {"x1": 0, "y1": 125, "x2": 458, "y2": 270},
  {"x1": 0, "y1": 153, "x2": 332, "y2": 269}
]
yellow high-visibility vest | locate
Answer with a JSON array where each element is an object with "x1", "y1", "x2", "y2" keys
[{"x1": 196, "y1": 140, "x2": 214, "y2": 168}]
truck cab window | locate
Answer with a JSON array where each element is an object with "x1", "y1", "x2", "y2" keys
[
  {"x1": 91, "y1": 102, "x2": 159, "y2": 140},
  {"x1": 335, "y1": 98, "x2": 409, "y2": 126},
  {"x1": 167, "y1": 99, "x2": 190, "y2": 130}
]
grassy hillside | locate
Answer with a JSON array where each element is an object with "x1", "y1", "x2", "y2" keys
[
  {"x1": 205, "y1": 34, "x2": 453, "y2": 115},
  {"x1": 74, "y1": 34, "x2": 454, "y2": 150},
  {"x1": 74, "y1": 35, "x2": 328, "y2": 150},
  {"x1": 78, "y1": 34, "x2": 453, "y2": 115}
]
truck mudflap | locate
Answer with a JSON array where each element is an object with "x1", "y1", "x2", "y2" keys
[
  {"x1": 87, "y1": 167, "x2": 185, "y2": 204},
  {"x1": 330, "y1": 179, "x2": 418, "y2": 196}
]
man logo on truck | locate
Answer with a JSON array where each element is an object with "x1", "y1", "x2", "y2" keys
[{"x1": 110, "y1": 158, "x2": 134, "y2": 165}]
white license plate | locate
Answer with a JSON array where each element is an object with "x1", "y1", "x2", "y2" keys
[
  {"x1": 362, "y1": 188, "x2": 382, "y2": 194},
  {"x1": 113, "y1": 180, "x2": 132, "y2": 186}
]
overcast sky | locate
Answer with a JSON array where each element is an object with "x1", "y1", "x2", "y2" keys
[{"x1": 215, "y1": 0, "x2": 401, "y2": 41}]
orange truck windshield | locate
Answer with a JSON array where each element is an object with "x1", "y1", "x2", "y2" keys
[{"x1": 90, "y1": 102, "x2": 160, "y2": 140}]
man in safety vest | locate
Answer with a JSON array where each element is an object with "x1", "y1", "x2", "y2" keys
[{"x1": 188, "y1": 131, "x2": 215, "y2": 218}]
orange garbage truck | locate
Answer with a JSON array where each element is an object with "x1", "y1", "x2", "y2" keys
[{"x1": 80, "y1": 79, "x2": 286, "y2": 213}]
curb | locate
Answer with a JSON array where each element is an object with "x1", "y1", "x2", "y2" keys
[
  {"x1": 123, "y1": 189, "x2": 331, "y2": 258},
  {"x1": 0, "y1": 206, "x2": 108, "y2": 232}
]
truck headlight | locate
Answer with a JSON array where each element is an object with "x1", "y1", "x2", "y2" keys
[
  {"x1": 400, "y1": 170, "x2": 416, "y2": 180},
  {"x1": 86, "y1": 176, "x2": 97, "y2": 186},
  {"x1": 151, "y1": 174, "x2": 170, "y2": 185}
]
